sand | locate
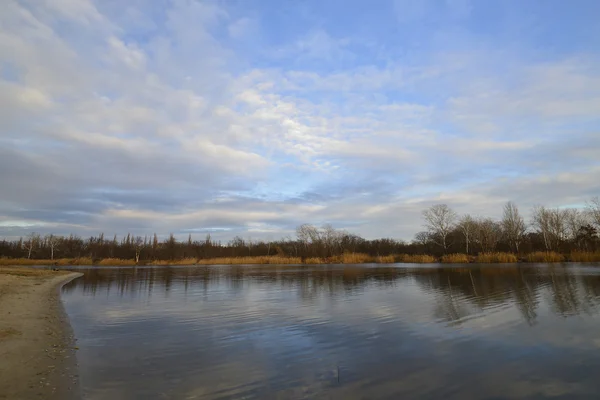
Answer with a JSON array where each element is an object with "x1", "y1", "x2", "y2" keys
[{"x1": 0, "y1": 267, "x2": 83, "y2": 400}]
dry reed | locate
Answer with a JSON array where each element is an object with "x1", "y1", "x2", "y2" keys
[
  {"x1": 150, "y1": 258, "x2": 198, "y2": 265},
  {"x1": 97, "y1": 258, "x2": 137, "y2": 266},
  {"x1": 525, "y1": 251, "x2": 564, "y2": 263},
  {"x1": 376, "y1": 255, "x2": 396, "y2": 263},
  {"x1": 569, "y1": 251, "x2": 600, "y2": 262},
  {"x1": 339, "y1": 253, "x2": 373, "y2": 263},
  {"x1": 476, "y1": 252, "x2": 518, "y2": 263},
  {"x1": 441, "y1": 253, "x2": 470, "y2": 263},
  {"x1": 197, "y1": 256, "x2": 302, "y2": 265},
  {"x1": 398, "y1": 254, "x2": 437, "y2": 263}
]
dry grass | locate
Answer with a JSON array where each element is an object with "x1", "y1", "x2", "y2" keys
[
  {"x1": 525, "y1": 251, "x2": 564, "y2": 263},
  {"x1": 337, "y1": 253, "x2": 374, "y2": 263},
  {"x1": 476, "y1": 252, "x2": 518, "y2": 263},
  {"x1": 398, "y1": 254, "x2": 437, "y2": 263},
  {"x1": 570, "y1": 251, "x2": 600, "y2": 262},
  {"x1": 197, "y1": 256, "x2": 302, "y2": 265},
  {"x1": 0, "y1": 258, "x2": 48, "y2": 266},
  {"x1": 0, "y1": 266, "x2": 70, "y2": 277},
  {"x1": 0, "y1": 257, "x2": 93, "y2": 266},
  {"x1": 304, "y1": 257, "x2": 326, "y2": 264},
  {"x1": 96, "y1": 258, "x2": 137, "y2": 266},
  {"x1": 441, "y1": 253, "x2": 470, "y2": 263},
  {"x1": 376, "y1": 255, "x2": 397, "y2": 263},
  {"x1": 56, "y1": 257, "x2": 93, "y2": 265},
  {"x1": 149, "y1": 258, "x2": 198, "y2": 266}
]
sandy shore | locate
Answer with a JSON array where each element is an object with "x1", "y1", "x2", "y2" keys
[{"x1": 0, "y1": 267, "x2": 83, "y2": 400}]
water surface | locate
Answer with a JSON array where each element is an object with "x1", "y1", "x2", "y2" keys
[{"x1": 62, "y1": 264, "x2": 600, "y2": 399}]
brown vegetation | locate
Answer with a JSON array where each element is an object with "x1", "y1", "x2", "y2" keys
[
  {"x1": 441, "y1": 253, "x2": 470, "y2": 263},
  {"x1": 376, "y1": 255, "x2": 396, "y2": 263},
  {"x1": 0, "y1": 257, "x2": 93, "y2": 266},
  {"x1": 398, "y1": 254, "x2": 437, "y2": 263},
  {"x1": 476, "y1": 252, "x2": 518, "y2": 263},
  {"x1": 570, "y1": 251, "x2": 600, "y2": 262},
  {"x1": 97, "y1": 258, "x2": 137, "y2": 266},
  {"x1": 197, "y1": 256, "x2": 303, "y2": 265},
  {"x1": 525, "y1": 251, "x2": 565, "y2": 263}
]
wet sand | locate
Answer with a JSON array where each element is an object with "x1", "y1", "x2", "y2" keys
[{"x1": 0, "y1": 267, "x2": 82, "y2": 400}]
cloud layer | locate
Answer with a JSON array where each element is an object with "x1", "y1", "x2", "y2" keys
[{"x1": 1, "y1": 0, "x2": 599, "y2": 240}]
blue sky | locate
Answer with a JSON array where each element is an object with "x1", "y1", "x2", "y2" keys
[{"x1": 0, "y1": 0, "x2": 599, "y2": 240}]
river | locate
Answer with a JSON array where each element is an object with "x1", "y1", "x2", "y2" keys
[{"x1": 61, "y1": 264, "x2": 600, "y2": 399}]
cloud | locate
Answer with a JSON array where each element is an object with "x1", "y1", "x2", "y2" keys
[{"x1": 0, "y1": 0, "x2": 598, "y2": 241}]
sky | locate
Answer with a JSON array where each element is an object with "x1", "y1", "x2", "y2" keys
[{"x1": 1, "y1": 0, "x2": 599, "y2": 242}]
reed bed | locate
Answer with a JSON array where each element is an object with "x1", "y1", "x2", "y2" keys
[
  {"x1": 97, "y1": 258, "x2": 137, "y2": 266},
  {"x1": 303, "y1": 257, "x2": 327, "y2": 264},
  {"x1": 149, "y1": 258, "x2": 198, "y2": 266},
  {"x1": 525, "y1": 251, "x2": 564, "y2": 263},
  {"x1": 337, "y1": 253, "x2": 374, "y2": 263},
  {"x1": 376, "y1": 255, "x2": 397, "y2": 263},
  {"x1": 441, "y1": 253, "x2": 470, "y2": 263},
  {"x1": 476, "y1": 252, "x2": 518, "y2": 263},
  {"x1": 197, "y1": 256, "x2": 302, "y2": 265},
  {"x1": 398, "y1": 254, "x2": 437, "y2": 263},
  {"x1": 569, "y1": 251, "x2": 600, "y2": 262}
]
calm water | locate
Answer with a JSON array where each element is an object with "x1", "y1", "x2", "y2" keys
[{"x1": 62, "y1": 264, "x2": 600, "y2": 400}]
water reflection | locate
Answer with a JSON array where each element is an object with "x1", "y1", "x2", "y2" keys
[
  {"x1": 64, "y1": 264, "x2": 600, "y2": 324},
  {"x1": 62, "y1": 264, "x2": 600, "y2": 399}
]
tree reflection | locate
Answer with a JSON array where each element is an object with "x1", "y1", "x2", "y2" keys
[{"x1": 61, "y1": 265, "x2": 600, "y2": 324}]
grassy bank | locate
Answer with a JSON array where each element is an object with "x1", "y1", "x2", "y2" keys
[{"x1": 2, "y1": 251, "x2": 599, "y2": 266}]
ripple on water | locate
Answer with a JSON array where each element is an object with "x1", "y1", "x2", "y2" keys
[{"x1": 62, "y1": 264, "x2": 600, "y2": 399}]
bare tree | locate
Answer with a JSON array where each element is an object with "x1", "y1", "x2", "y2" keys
[
  {"x1": 296, "y1": 224, "x2": 319, "y2": 245},
  {"x1": 46, "y1": 234, "x2": 62, "y2": 260},
  {"x1": 473, "y1": 218, "x2": 502, "y2": 253},
  {"x1": 23, "y1": 232, "x2": 40, "y2": 259},
  {"x1": 564, "y1": 209, "x2": 589, "y2": 243},
  {"x1": 531, "y1": 206, "x2": 568, "y2": 251},
  {"x1": 588, "y1": 197, "x2": 600, "y2": 228},
  {"x1": 501, "y1": 201, "x2": 526, "y2": 253},
  {"x1": 531, "y1": 205, "x2": 552, "y2": 250},
  {"x1": 422, "y1": 204, "x2": 457, "y2": 253},
  {"x1": 134, "y1": 236, "x2": 144, "y2": 263},
  {"x1": 457, "y1": 214, "x2": 476, "y2": 254},
  {"x1": 322, "y1": 224, "x2": 343, "y2": 256}
]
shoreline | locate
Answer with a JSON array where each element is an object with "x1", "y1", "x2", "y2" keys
[{"x1": 0, "y1": 267, "x2": 83, "y2": 400}]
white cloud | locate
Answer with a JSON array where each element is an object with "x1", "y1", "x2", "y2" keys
[{"x1": 0, "y1": 0, "x2": 598, "y2": 241}]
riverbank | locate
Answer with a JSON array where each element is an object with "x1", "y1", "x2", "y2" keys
[
  {"x1": 1, "y1": 251, "x2": 600, "y2": 266},
  {"x1": 0, "y1": 267, "x2": 82, "y2": 400}
]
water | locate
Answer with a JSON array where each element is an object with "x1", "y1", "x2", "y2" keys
[{"x1": 61, "y1": 264, "x2": 600, "y2": 399}]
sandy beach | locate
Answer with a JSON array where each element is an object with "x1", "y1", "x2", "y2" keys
[{"x1": 0, "y1": 267, "x2": 82, "y2": 400}]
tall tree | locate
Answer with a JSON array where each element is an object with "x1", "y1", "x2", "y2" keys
[
  {"x1": 473, "y1": 218, "x2": 502, "y2": 253},
  {"x1": 46, "y1": 234, "x2": 61, "y2": 260},
  {"x1": 422, "y1": 204, "x2": 457, "y2": 253},
  {"x1": 23, "y1": 232, "x2": 40, "y2": 259},
  {"x1": 457, "y1": 214, "x2": 476, "y2": 254},
  {"x1": 501, "y1": 201, "x2": 526, "y2": 253},
  {"x1": 588, "y1": 197, "x2": 600, "y2": 228}
]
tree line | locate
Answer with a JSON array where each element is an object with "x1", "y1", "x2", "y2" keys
[
  {"x1": 418, "y1": 197, "x2": 599, "y2": 255},
  {"x1": 0, "y1": 197, "x2": 598, "y2": 262}
]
